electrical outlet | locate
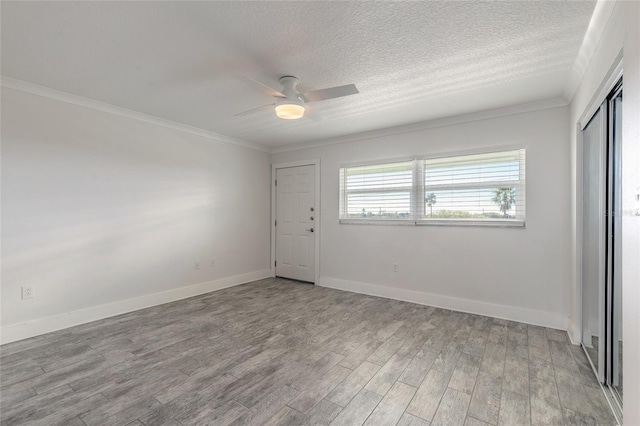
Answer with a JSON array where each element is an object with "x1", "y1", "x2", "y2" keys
[
  {"x1": 211, "y1": 258, "x2": 216, "y2": 267},
  {"x1": 22, "y1": 286, "x2": 34, "y2": 300},
  {"x1": 194, "y1": 262, "x2": 201, "y2": 270},
  {"x1": 393, "y1": 263, "x2": 399, "y2": 273}
]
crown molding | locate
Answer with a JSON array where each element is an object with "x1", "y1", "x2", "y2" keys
[
  {"x1": 563, "y1": 0, "x2": 618, "y2": 103},
  {"x1": 270, "y1": 96, "x2": 569, "y2": 154},
  {"x1": 1, "y1": 76, "x2": 269, "y2": 153},
  {"x1": 1, "y1": 76, "x2": 570, "y2": 156}
]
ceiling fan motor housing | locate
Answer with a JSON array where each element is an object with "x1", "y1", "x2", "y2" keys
[
  {"x1": 278, "y1": 76, "x2": 303, "y2": 103},
  {"x1": 274, "y1": 76, "x2": 305, "y2": 119}
]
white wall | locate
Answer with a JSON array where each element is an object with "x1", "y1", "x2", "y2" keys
[
  {"x1": 272, "y1": 106, "x2": 572, "y2": 329},
  {"x1": 568, "y1": 1, "x2": 640, "y2": 422},
  {"x1": 1, "y1": 88, "x2": 272, "y2": 343}
]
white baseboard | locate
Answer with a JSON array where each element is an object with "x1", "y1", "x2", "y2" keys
[
  {"x1": 1, "y1": 269, "x2": 271, "y2": 345},
  {"x1": 319, "y1": 276, "x2": 569, "y2": 330}
]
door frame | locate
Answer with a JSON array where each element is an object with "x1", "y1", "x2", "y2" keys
[
  {"x1": 573, "y1": 53, "x2": 623, "y2": 345},
  {"x1": 271, "y1": 159, "x2": 321, "y2": 284}
]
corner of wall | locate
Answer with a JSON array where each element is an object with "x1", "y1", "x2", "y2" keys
[{"x1": 567, "y1": 320, "x2": 581, "y2": 345}]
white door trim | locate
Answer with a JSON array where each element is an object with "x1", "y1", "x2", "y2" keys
[{"x1": 271, "y1": 159, "x2": 321, "y2": 284}]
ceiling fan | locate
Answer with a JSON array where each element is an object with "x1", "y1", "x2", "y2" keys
[{"x1": 235, "y1": 76, "x2": 358, "y2": 120}]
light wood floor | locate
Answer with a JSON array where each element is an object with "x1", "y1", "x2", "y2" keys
[{"x1": 0, "y1": 278, "x2": 616, "y2": 425}]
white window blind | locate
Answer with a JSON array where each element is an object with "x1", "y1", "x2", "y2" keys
[
  {"x1": 339, "y1": 148, "x2": 525, "y2": 226},
  {"x1": 423, "y1": 149, "x2": 525, "y2": 222},
  {"x1": 339, "y1": 160, "x2": 414, "y2": 220}
]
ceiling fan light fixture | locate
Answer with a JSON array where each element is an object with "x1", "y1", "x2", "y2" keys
[{"x1": 275, "y1": 103, "x2": 305, "y2": 120}]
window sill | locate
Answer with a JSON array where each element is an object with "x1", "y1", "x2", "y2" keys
[
  {"x1": 339, "y1": 218, "x2": 416, "y2": 226},
  {"x1": 339, "y1": 218, "x2": 525, "y2": 227},
  {"x1": 416, "y1": 219, "x2": 525, "y2": 228}
]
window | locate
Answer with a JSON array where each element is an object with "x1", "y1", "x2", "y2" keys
[
  {"x1": 339, "y1": 160, "x2": 414, "y2": 220},
  {"x1": 339, "y1": 148, "x2": 525, "y2": 226}
]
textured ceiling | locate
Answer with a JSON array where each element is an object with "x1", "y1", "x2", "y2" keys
[{"x1": 1, "y1": 1, "x2": 596, "y2": 149}]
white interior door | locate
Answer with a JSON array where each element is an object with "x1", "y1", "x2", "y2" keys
[{"x1": 276, "y1": 165, "x2": 316, "y2": 283}]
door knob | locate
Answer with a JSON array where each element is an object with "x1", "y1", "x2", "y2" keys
[{"x1": 306, "y1": 228, "x2": 314, "y2": 232}]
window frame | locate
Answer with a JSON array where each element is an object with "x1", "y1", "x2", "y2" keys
[{"x1": 339, "y1": 147, "x2": 526, "y2": 227}]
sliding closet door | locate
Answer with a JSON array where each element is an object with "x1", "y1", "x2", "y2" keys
[
  {"x1": 582, "y1": 104, "x2": 606, "y2": 381},
  {"x1": 609, "y1": 88, "x2": 623, "y2": 399}
]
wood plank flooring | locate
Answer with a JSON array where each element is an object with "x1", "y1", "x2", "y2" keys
[{"x1": 0, "y1": 278, "x2": 616, "y2": 425}]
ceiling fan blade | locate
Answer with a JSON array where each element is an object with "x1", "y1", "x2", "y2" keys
[
  {"x1": 301, "y1": 84, "x2": 359, "y2": 103},
  {"x1": 240, "y1": 76, "x2": 286, "y2": 98},
  {"x1": 233, "y1": 103, "x2": 275, "y2": 117}
]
